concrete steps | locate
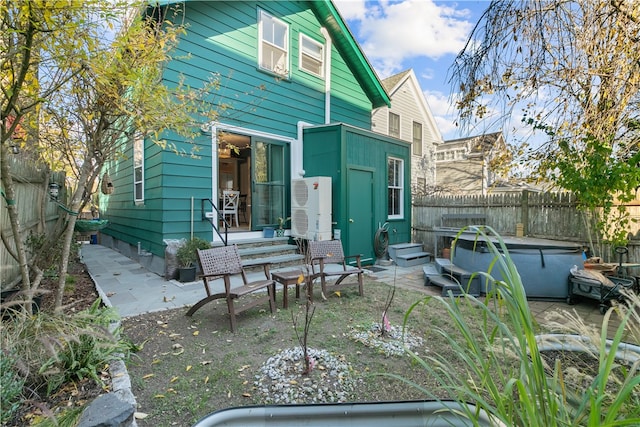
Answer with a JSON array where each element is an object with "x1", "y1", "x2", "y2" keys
[
  {"x1": 388, "y1": 243, "x2": 431, "y2": 267},
  {"x1": 213, "y1": 237, "x2": 304, "y2": 272}
]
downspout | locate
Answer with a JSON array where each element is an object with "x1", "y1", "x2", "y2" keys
[
  {"x1": 294, "y1": 121, "x2": 311, "y2": 178},
  {"x1": 320, "y1": 27, "x2": 331, "y2": 124}
]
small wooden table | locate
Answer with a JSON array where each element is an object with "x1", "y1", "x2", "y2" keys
[{"x1": 271, "y1": 269, "x2": 313, "y2": 308}]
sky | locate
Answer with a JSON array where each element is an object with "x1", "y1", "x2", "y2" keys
[{"x1": 333, "y1": 0, "x2": 492, "y2": 141}]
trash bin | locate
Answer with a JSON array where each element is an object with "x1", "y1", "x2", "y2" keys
[{"x1": 90, "y1": 234, "x2": 98, "y2": 244}]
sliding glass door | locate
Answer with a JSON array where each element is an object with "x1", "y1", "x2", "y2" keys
[{"x1": 251, "y1": 138, "x2": 289, "y2": 229}]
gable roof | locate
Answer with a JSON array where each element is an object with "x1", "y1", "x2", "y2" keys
[
  {"x1": 149, "y1": 0, "x2": 391, "y2": 109},
  {"x1": 381, "y1": 70, "x2": 411, "y2": 93},
  {"x1": 380, "y1": 69, "x2": 444, "y2": 143},
  {"x1": 441, "y1": 131, "x2": 505, "y2": 155}
]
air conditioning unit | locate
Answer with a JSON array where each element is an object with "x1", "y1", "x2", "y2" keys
[{"x1": 291, "y1": 177, "x2": 332, "y2": 241}]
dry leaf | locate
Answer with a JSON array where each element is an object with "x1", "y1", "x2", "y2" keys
[
  {"x1": 204, "y1": 376, "x2": 209, "y2": 384},
  {"x1": 169, "y1": 333, "x2": 181, "y2": 338},
  {"x1": 134, "y1": 412, "x2": 149, "y2": 420},
  {"x1": 186, "y1": 365, "x2": 192, "y2": 371},
  {"x1": 242, "y1": 393, "x2": 251, "y2": 397},
  {"x1": 289, "y1": 380, "x2": 298, "y2": 385},
  {"x1": 170, "y1": 376, "x2": 179, "y2": 383},
  {"x1": 172, "y1": 343, "x2": 183, "y2": 350},
  {"x1": 154, "y1": 394, "x2": 165, "y2": 399},
  {"x1": 237, "y1": 365, "x2": 250, "y2": 372},
  {"x1": 192, "y1": 330, "x2": 199, "y2": 336},
  {"x1": 172, "y1": 348, "x2": 184, "y2": 356},
  {"x1": 201, "y1": 360, "x2": 212, "y2": 365},
  {"x1": 143, "y1": 374, "x2": 155, "y2": 379}
]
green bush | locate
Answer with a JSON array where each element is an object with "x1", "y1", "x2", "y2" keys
[
  {"x1": 176, "y1": 237, "x2": 211, "y2": 268},
  {"x1": 1, "y1": 351, "x2": 26, "y2": 424},
  {"x1": 1, "y1": 298, "x2": 133, "y2": 396}
]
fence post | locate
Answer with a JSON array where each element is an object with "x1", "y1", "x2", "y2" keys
[{"x1": 521, "y1": 190, "x2": 529, "y2": 236}]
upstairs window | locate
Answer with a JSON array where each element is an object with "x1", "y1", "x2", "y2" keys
[
  {"x1": 388, "y1": 157, "x2": 404, "y2": 219},
  {"x1": 133, "y1": 134, "x2": 144, "y2": 202},
  {"x1": 412, "y1": 121, "x2": 423, "y2": 156},
  {"x1": 259, "y1": 10, "x2": 289, "y2": 76},
  {"x1": 299, "y1": 34, "x2": 324, "y2": 77},
  {"x1": 389, "y1": 112, "x2": 400, "y2": 138}
]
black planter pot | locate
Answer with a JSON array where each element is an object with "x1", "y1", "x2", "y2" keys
[{"x1": 179, "y1": 267, "x2": 197, "y2": 283}]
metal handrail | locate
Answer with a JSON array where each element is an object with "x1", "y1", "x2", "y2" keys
[{"x1": 201, "y1": 198, "x2": 229, "y2": 246}]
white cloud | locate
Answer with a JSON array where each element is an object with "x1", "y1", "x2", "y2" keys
[
  {"x1": 424, "y1": 89, "x2": 458, "y2": 138},
  {"x1": 336, "y1": 0, "x2": 474, "y2": 76},
  {"x1": 333, "y1": 0, "x2": 368, "y2": 20}
]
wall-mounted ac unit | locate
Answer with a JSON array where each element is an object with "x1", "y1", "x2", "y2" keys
[{"x1": 291, "y1": 177, "x2": 332, "y2": 241}]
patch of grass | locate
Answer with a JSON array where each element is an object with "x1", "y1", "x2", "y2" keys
[{"x1": 123, "y1": 280, "x2": 494, "y2": 426}]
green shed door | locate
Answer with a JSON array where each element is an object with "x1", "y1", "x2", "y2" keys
[
  {"x1": 347, "y1": 167, "x2": 374, "y2": 264},
  {"x1": 252, "y1": 139, "x2": 289, "y2": 229}
]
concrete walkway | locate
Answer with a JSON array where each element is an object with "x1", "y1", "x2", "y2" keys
[{"x1": 81, "y1": 243, "x2": 623, "y2": 336}]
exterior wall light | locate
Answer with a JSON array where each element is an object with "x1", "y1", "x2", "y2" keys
[{"x1": 49, "y1": 182, "x2": 60, "y2": 200}]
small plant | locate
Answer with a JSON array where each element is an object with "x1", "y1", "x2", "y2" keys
[
  {"x1": 291, "y1": 298, "x2": 316, "y2": 375},
  {"x1": 277, "y1": 216, "x2": 290, "y2": 230},
  {"x1": 1, "y1": 298, "x2": 132, "y2": 397},
  {"x1": 379, "y1": 272, "x2": 396, "y2": 337},
  {"x1": 1, "y1": 351, "x2": 25, "y2": 424},
  {"x1": 176, "y1": 237, "x2": 211, "y2": 268}
]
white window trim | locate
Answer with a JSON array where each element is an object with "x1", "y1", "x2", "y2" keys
[
  {"x1": 299, "y1": 33, "x2": 324, "y2": 78},
  {"x1": 133, "y1": 134, "x2": 144, "y2": 203},
  {"x1": 389, "y1": 111, "x2": 400, "y2": 138},
  {"x1": 412, "y1": 121, "x2": 423, "y2": 156},
  {"x1": 388, "y1": 156, "x2": 404, "y2": 219},
  {"x1": 258, "y1": 9, "x2": 289, "y2": 77}
]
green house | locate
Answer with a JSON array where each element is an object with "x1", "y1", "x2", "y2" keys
[{"x1": 99, "y1": 0, "x2": 411, "y2": 275}]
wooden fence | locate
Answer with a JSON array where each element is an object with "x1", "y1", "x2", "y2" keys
[
  {"x1": 412, "y1": 191, "x2": 640, "y2": 265},
  {"x1": 1, "y1": 157, "x2": 64, "y2": 289}
]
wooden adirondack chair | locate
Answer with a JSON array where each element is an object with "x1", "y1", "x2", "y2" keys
[
  {"x1": 308, "y1": 240, "x2": 364, "y2": 300},
  {"x1": 186, "y1": 245, "x2": 276, "y2": 332}
]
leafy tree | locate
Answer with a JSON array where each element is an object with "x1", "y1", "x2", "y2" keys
[
  {"x1": 2, "y1": 1, "x2": 224, "y2": 311},
  {"x1": 450, "y1": 0, "x2": 640, "y2": 254}
]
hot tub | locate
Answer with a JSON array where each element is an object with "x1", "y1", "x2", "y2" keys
[{"x1": 452, "y1": 235, "x2": 584, "y2": 299}]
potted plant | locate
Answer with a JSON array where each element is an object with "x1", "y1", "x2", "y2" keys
[
  {"x1": 276, "y1": 217, "x2": 290, "y2": 237},
  {"x1": 176, "y1": 237, "x2": 211, "y2": 282}
]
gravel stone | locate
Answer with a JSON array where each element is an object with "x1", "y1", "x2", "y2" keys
[
  {"x1": 254, "y1": 347, "x2": 356, "y2": 404},
  {"x1": 347, "y1": 323, "x2": 425, "y2": 357}
]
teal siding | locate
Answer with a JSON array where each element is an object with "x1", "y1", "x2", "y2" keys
[{"x1": 103, "y1": 1, "x2": 381, "y2": 257}]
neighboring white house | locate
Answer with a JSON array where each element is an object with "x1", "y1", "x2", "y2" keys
[
  {"x1": 371, "y1": 69, "x2": 443, "y2": 193},
  {"x1": 435, "y1": 131, "x2": 509, "y2": 195}
]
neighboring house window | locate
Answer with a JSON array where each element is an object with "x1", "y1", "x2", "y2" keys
[
  {"x1": 133, "y1": 135, "x2": 144, "y2": 202},
  {"x1": 258, "y1": 9, "x2": 289, "y2": 76},
  {"x1": 412, "y1": 121, "x2": 422, "y2": 156},
  {"x1": 389, "y1": 112, "x2": 400, "y2": 138},
  {"x1": 436, "y1": 152, "x2": 445, "y2": 161},
  {"x1": 299, "y1": 34, "x2": 323, "y2": 77},
  {"x1": 388, "y1": 157, "x2": 404, "y2": 218}
]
